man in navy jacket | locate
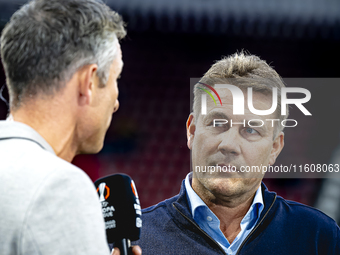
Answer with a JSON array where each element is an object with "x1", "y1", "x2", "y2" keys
[{"x1": 134, "y1": 53, "x2": 340, "y2": 254}]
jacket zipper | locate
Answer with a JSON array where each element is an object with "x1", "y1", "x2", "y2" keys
[
  {"x1": 173, "y1": 193, "x2": 277, "y2": 255},
  {"x1": 173, "y1": 203, "x2": 227, "y2": 255},
  {"x1": 235, "y1": 194, "x2": 277, "y2": 255}
]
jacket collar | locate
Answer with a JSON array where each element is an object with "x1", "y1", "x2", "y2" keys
[
  {"x1": 0, "y1": 120, "x2": 55, "y2": 154},
  {"x1": 171, "y1": 179, "x2": 277, "y2": 226}
]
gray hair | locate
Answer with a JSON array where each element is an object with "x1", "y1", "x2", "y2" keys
[
  {"x1": 193, "y1": 52, "x2": 288, "y2": 137},
  {"x1": 0, "y1": 0, "x2": 126, "y2": 109}
]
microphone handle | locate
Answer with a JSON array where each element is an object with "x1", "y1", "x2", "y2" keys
[{"x1": 115, "y1": 238, "x2": 132, "y2": 255}]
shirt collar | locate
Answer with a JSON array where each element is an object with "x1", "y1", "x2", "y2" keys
[
  {"x1": 185, "y1": 172, "x2": 206, "y2": 218},
  {"x1": 0, "y1": 120, "x2": 55, "y2": 154},
  {"x1": 185, "y1": 172, "x2": 264, "y2": 220},
  {"x1": 241, "y1": 184, "x2": 264, "y2": 223}
]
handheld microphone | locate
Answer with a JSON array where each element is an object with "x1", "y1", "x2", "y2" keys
[{"x1": 94, "y1": 174, "x2": 142, "y2": 255}]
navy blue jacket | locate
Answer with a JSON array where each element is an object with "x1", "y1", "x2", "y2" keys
[{"x1": 134, "y1": 181, "x2": 340, "y2": 255}]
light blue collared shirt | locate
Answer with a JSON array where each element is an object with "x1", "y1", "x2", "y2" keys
[{"x1": 185, "y1": 173, "x2": 264, "y2": 255}]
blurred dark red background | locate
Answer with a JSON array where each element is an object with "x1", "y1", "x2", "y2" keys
[{"x1": 1, "y1": 0, "x2": 340, "y2": 223}]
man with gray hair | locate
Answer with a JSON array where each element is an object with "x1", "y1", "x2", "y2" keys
[
  {"x1": 134, "y1": 52, "x2": 340, "y2": 254},
  {"x1": 0, "y1": 0, "x2": 141, "y2": 254}
]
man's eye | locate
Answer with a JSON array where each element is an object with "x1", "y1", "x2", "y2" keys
[
  {"x1": 209, "y1": 121, "x2": 227, "y2": 127},
  {"x1": 214, "y1": 123, "x2": 226, "y2": 127},
  {"x1": 246, "y1": 128, "x2": 258, "y2": 134}
]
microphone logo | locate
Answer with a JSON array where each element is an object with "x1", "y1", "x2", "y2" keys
[
  {"x1": 97, "y1": 182, "x2": 110, "y2": 202},
  {"x1": 131, "y1": 180, "x2": 139, "y2": 198}
]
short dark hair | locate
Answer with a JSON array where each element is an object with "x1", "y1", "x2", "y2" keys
[{"x1": 1, "y1": 0, "x2": 126, "y2": 109}]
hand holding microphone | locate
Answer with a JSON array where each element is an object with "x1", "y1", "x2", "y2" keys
[
  {"x1": 111, "y1": 246, "x2": 142, "y2": 255},
  {"x1": 94, "y1": 174, "x2": 142, "y2": 255}
]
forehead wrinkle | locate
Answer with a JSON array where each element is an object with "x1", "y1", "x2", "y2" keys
[{"x1": 209, "y1": 88, "x2": 277, "y2": 119}]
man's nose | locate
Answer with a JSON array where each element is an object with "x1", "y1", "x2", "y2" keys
[
  {"x1": 217, "y1": 127, "x2": 241, "y2": 156},
  {"x1": 113, "y1": 100, "x2": 120, "y2": 113}
]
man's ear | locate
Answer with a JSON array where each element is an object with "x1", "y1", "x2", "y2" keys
[
  {"x1": 269, "y1": 131, "x2": 284, "y2": 165},
  {"x1": 186, "y1": 113, "x2": 196, "y2": 150},
  {"x1": 77, "y1": 64, "x2": 98, "y2": 106}
]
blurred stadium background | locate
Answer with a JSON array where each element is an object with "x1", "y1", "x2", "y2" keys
[{"x1": 1, "y1": 0, "x2": 340, "y2": 224}]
